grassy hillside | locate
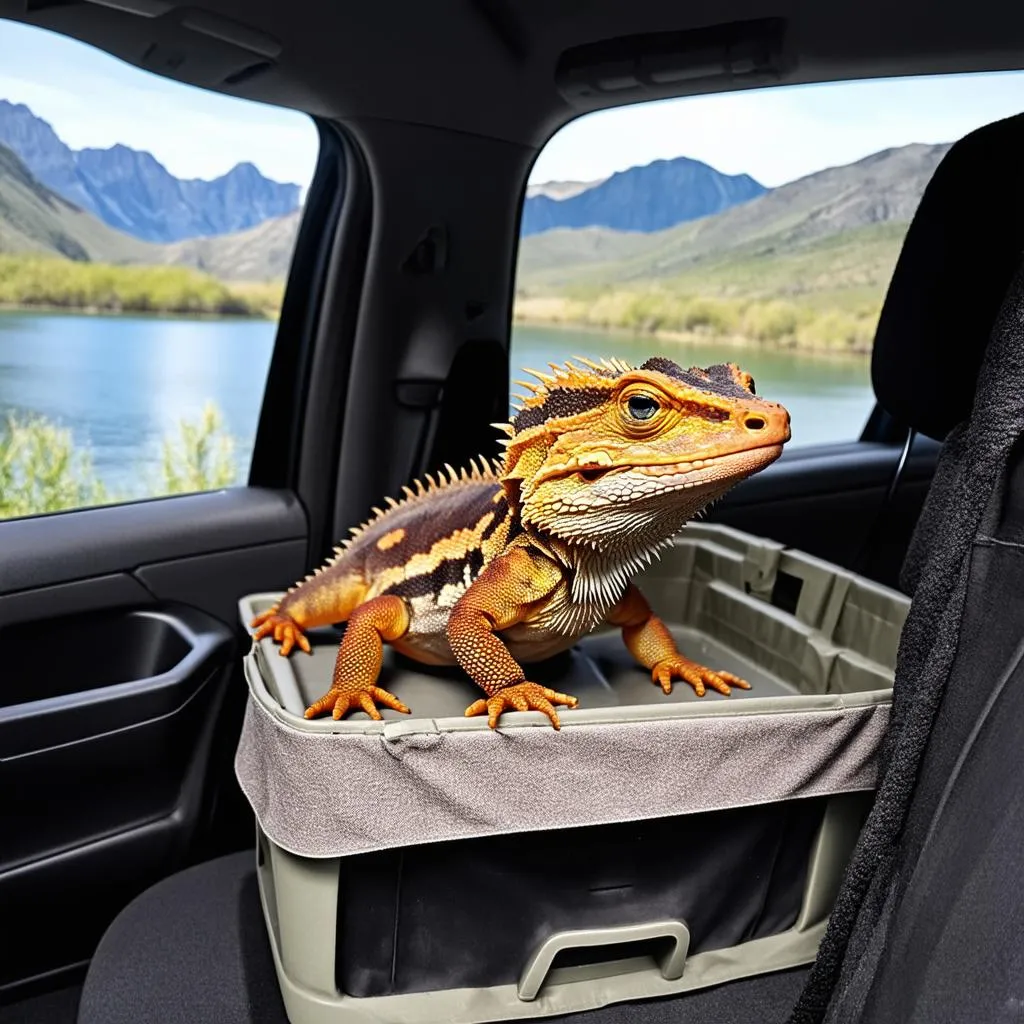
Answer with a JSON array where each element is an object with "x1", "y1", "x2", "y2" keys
[
  {"x1": 157, "y1": 209, "x2": 301, "y2": 281},
  {"x1": 0, "y1": 142, "x2": 157, "y2": 263},
  {"x1": 515, "y1": 230, "x2": 903, "y2": 351},
  {"x1": 0, "y1": 142, "x2": 282, "y2": 316},
  {"x1": 518, "y1": 143, "x2": 945, "y2": 292},
  {"x1": 0, "y1": 255, "x2": 277, "y2": 316},
  {"x1": 515, "y1": 225, "x2": 905, "y2": 353}
]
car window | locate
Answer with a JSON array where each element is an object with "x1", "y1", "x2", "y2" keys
[
  {"x1": 0, "y1": 20, "x2": 318, "y2": 521},
  {"x1": 512, "y1": 72, "x2": 1024, "y2": 448}
]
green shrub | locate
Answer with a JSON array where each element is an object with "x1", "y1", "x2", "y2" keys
[
  {"x1": 0, "y1": 256, "x2": 276, "y2": 317},
  {"x1": 797, "y1": 310, "x2": 873, "y2": 352},
  {"x1": 512, "y1": 286, "x2": 884, "y2": 354},
  {"x1": 158, "y1": 401, "x2": 238, "y2": 495},
  {"x1": 741, "y1": 300, "x2": 805, "y2": 343},
  {"x1": 577, "y1": 290, "x2": 742, "y2": 337},
  {"x1": 679, "y1": 296, "x2": 739, "y2": 334},
  {"x1": 0, "y1": 412, "x2": 108, "y2": 518},
  {"x1": 0, "y1": 402, "x2": 242, "y2": 520}
]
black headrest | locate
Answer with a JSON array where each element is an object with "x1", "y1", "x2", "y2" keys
[{"x1": 872, "y1": 112, "x2": 1024, "y2": 441}]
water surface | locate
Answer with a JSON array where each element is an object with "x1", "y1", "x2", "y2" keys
[
  {"x1": 0, "y1": 312, "x2": 875, "y2": 497},
  {"x1": 512, "y1": 325, "x2": 874, "y2": 449}
]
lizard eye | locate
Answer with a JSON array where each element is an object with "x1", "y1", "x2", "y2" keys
[{"x1": 626, "y1": 395, "x2": 659, "y2": 421}]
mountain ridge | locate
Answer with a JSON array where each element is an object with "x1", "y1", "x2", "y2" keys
[
  {"x1": 0, "y1": 100, "x2": 300, "y2": 243},
  {"x1": 0, "y1": 141, "x2": 155, "y2": 263},
  {"x1": 0, "y1": 133, "x2": 951, "y2": 311},
  {"x1": 133, "y1": 141, "x2": 953, "y2": 283},
  {"x1": 515, "y1": 142, "x2": 951, "y2": 295}
]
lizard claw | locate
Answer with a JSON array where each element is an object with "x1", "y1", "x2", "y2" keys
[
  {"x1": 250, "y1": 607, "x2": 311, "y2": 656},
  {"x1": 465, "y1": 681, "x2": 578, "y2": 731},
  {"x1": 651, "y1": 656, "x2": 751, "y2": 697},
  {"x1": 304, "y1": 683, "x2": 411, "y2": 721}
]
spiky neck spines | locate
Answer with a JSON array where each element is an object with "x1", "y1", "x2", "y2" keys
[
  {"x1": 284, "y1": 455, "x2": 505, "y2": 599},
  {"x1": 339, "y1": 455, "x2": 504, "y2": 550}
]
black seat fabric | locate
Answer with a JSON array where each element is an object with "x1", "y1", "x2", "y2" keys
[
  {"x1": 813, "y1": 396, "x2": 1024, "y2": 1024},
  {"x1": 861, "y1": 486, "x2": 1024, "y2": 1023},
  {"x1": 76, "y1": 853, "x2": 287, "y2": 1024},
  {"x1": 871, "y1": 111, "x2": 1024, "y2": 442},
  {"x1": 75, "y1": 848, "x2": 809, "y2": 1024},
  {"x1": 787, "y1": 119, "x2": 1024, "y2": 1021}
]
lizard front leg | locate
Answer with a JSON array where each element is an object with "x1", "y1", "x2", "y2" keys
[
  {"x1": 304, "y1": 594, "x2": 412, "y2": 721},
  {"x1": 606, "y1": 584, "x2": 751, "y2": 698},
  {"x1": 447, "y1": 546, "x2": 577, "y2": 730}
]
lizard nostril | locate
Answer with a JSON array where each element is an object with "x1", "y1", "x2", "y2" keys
[{"x1": 744, "y1": 415, "x2": 767, "y2": 431}]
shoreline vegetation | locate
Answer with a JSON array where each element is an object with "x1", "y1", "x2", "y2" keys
[
  {"x1": 0, "y1": 403, "x2": 239, "y2": 519},
  {"x1": 512, "y1": 293, "x2": 878, "y2": 356},
  {"x1": 0, "y1": 255, "x2": 877, "y2": 356},
  {"x1": 0, "y1": 256, "x2": 283, "y2": 318}
]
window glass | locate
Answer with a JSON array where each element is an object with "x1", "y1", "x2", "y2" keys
[
  {"x1": 0, "y1": 20, "x2": 318, "y2": 520},
  {"x1": 513, "y1": 72, "x2": 1024, "y2": 447}
]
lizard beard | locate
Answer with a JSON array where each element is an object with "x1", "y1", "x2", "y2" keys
[{"x1": 533, "y1": 483, "x2": 731, "y2": 635}]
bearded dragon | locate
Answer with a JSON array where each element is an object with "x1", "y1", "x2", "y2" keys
[{"x1": 251, "y1": 356, "x2": 791, "y2": 730}]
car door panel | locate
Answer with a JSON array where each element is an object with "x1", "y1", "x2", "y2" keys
[
  {"x1": 135, "y1": 541, "x2": 309, "y2": 628},
  {"x1": 0, "y1": 488, "x2": 306, "y2": 596},
  {"x1": 0, "y1": 487, "x2": 310, "y2": 992}
]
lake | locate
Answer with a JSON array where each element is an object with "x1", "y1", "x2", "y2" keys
[{"x1": 0, "y1": 312, "x2": 874, "y2": 496}]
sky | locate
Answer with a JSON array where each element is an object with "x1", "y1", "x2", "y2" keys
[
  {"x1": 3, "y1": 18, "x2": 1024, "y2": 190},
  {"x1": 0, "y1": 20, "x2": 320, "y2": 187},
  {"x1": 531, "y1": 71, "x2": 1024, "y2": 187}
]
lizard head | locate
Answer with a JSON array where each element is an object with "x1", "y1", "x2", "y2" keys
[{"x1": 497, "y1": 356, "x2": 790, "y2": 550}]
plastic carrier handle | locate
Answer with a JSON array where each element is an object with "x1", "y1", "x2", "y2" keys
[{"x1": 517, "y1": 919, "x2": 691, "y2": 1001}]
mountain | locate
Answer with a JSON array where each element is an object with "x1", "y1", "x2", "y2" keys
[
  {"x1": 137, "y1": 143, "x2": 948, "y2": 288},
  {"x1": 517, "y1": 143, "x2": 951, "y2": 296},
  {"x1": 0, "y1": 101, "x2": 300, "y2": 244},
  {"x1": 0, "y1": 101, "x2": 90, "y2": 212},
  {"x1": 175, "y1": 155, "x2": 771, "y2": 278},
  {"x1": 520, "y1": 157, "x2": 766, "y2": 236},
  {"x1": 0, "y1": 139, "x2": 295, "y2": 275},
  {"x1": 0, "y1": 141, "x2": 155, "y2": 262}
]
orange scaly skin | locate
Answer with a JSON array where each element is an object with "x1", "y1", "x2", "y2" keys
[
  {"x1": 251, "y1": 355, "x2": 791, "y2": 729},
  {"x1": 606, "y1": 584, "x2": 749, "y2": 697}
]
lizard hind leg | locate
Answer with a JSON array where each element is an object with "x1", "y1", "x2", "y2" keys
[{"x1": 304, "y1": 594, "x2": 413, "y2": 722}]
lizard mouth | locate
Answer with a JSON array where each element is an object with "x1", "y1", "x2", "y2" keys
[
  {"x1": 636, "y1": 443, "x2": 784, "y2": 480},
  {"x1": 569, "y1": 443, "x2": 784, "y2": 484}
]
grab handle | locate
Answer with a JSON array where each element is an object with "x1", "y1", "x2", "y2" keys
[{"x1": 517, "y1": 919, "x2": 690, "y2": 1002}]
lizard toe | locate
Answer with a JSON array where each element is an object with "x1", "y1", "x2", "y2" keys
[
  {"x1": 465, "y1": 682, "x2": 578, "y2": 731},
  {"x1": 251, "y1": 611, "x2": 310, "y2": 656},
  {"x1": 651, "y1": 656, "x2": 752, "y2": 698},
  {"x1": 304, "y1": 682, "x2": 410, "y2": 721}
]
